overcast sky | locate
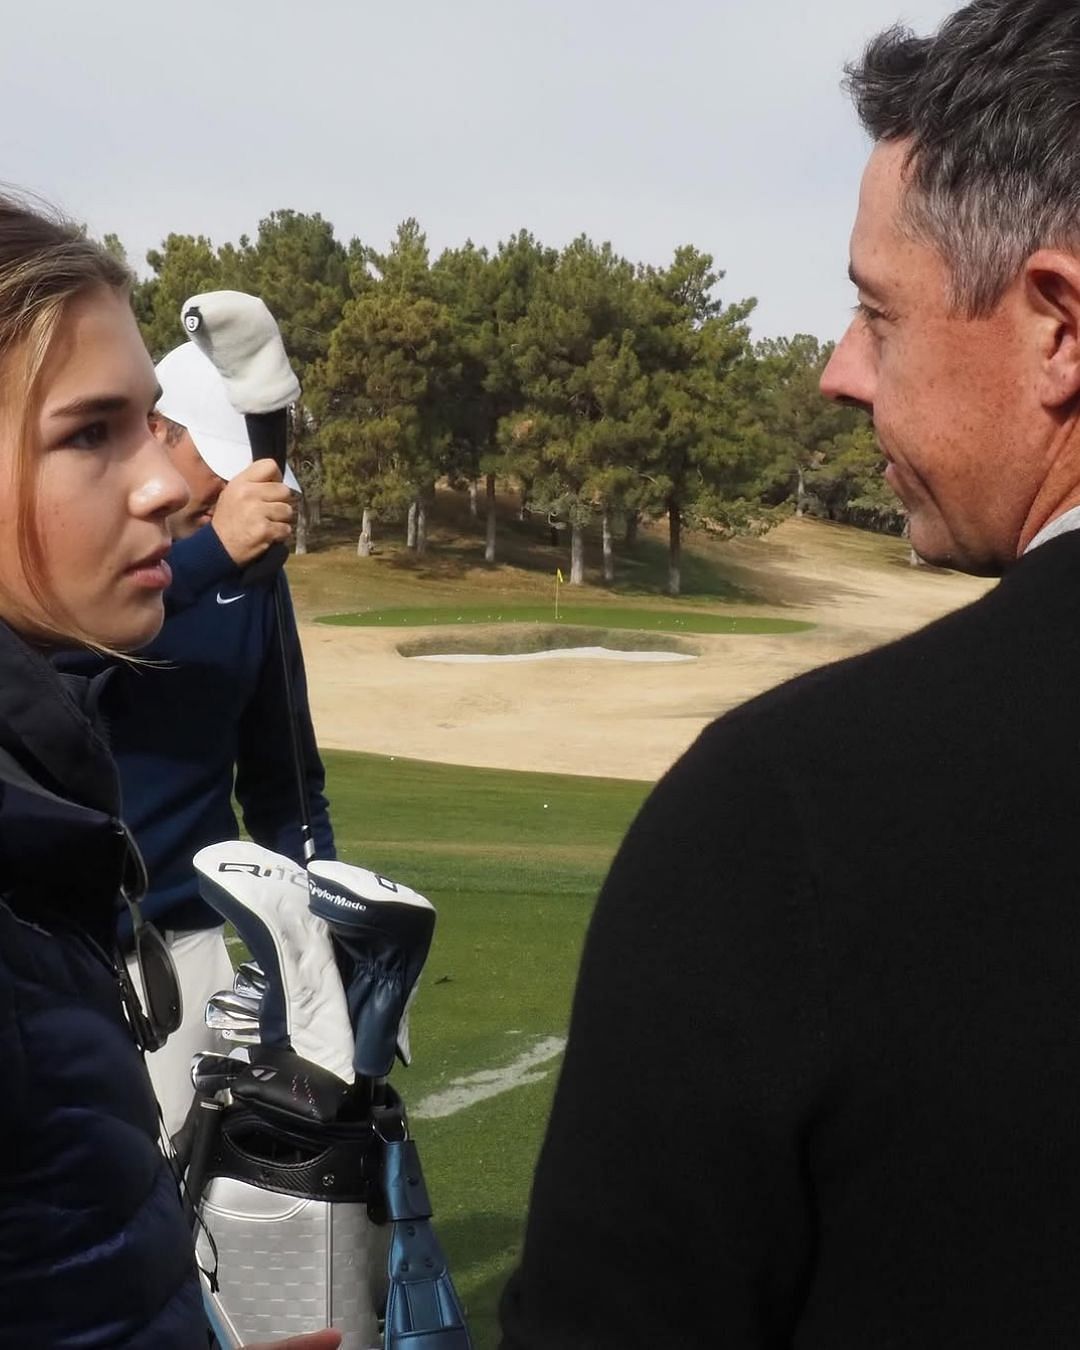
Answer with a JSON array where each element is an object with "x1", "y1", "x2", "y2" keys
[{"x1": 2, "y1": 0, "x2": 957, "y2": 341}]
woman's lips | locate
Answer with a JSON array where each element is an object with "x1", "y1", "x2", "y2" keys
[{"x1": 126, "y1": 550, "x2": 172, "y2": 591}]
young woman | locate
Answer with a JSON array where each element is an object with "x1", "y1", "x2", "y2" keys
[{"x1": 0, "y1": 198, "x2": 338, "y2": 1349}]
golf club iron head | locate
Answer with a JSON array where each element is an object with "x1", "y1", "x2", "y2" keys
[
  {"x1": 207, "y1": 990, "x2": 262, "y2": 1020},
  {"x1": 234, "y1": 962, "x2": 267, "y2": 999},
  {"x1": 219, "y1": 1026, "x2": 261, "y2": 1046},
  {"x1": 306, "y1": 860, "x2": 436, "y2": 1080},
  {"x1": 205, "y1": 1001, "x2": 260, "y2": 1038}
]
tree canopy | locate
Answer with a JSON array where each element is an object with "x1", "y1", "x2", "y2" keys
[{"x1": 122, "y1": 212, "x2": 885, "y2": 590}]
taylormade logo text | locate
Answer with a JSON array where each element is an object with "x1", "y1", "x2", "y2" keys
[{"x1": 309, "y1": 880, "x2": 366, "y2": 911}]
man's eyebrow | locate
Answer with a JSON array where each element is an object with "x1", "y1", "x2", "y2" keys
[
  {"x1": 848, "y1": 262, "x2": 886, "y2": 300},
  {"x1": 50, "y1": 386, "x2": 162, "y2": 419}
]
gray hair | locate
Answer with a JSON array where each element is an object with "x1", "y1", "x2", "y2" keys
[{"x1": 846, "y1": 0, "x2": 1080, "y2": 316}]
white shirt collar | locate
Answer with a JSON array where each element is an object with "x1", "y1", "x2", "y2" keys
[{"x1": 1023, "y1": 505, "x2": 1080, "y2": 555}]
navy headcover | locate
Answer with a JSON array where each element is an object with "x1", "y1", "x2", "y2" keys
[{"x1": 306, "y1": 860, "x2": 435, "y2": 1079}]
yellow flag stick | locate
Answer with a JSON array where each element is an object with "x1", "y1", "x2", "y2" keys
[{"x1": 555, "y1": 567, "x2": 564, "y2": 621}]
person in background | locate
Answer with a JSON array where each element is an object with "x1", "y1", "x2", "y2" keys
[{"x1": 61, "y1": 336, "x2": 335, "y2": 1137}]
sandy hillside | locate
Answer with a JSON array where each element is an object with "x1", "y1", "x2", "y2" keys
[{"x1": 300, "y1": 520, "x2": 994, "y2": 782}]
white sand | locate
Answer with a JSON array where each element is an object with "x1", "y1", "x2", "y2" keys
[
  {"x1": 413, "y1": 646, "x2": 696, "y2": 664},
  {"x1": 300, "y1": 520, "x2": 994, "y2": 782}
]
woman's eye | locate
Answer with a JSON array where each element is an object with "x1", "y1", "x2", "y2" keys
[{"x1": 65, "y1": 420, "x2": 109, "y2": 450}]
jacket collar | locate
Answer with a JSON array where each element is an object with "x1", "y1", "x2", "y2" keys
[{"x1": 0, "y1": 619, "x2": 119, "y2": 816}]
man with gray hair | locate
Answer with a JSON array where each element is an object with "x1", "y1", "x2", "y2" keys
[{"x1": 500, "y1": 2, "x2": 1080, "y2": 1346}]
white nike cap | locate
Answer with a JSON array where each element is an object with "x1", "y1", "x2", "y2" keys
[{"x1": 155, "y1": 342, "x2": 301, "y2": 492}]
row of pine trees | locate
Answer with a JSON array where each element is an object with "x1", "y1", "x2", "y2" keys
[{"x1": 102, "y1": 211, "x2": 898, "y2": 595}]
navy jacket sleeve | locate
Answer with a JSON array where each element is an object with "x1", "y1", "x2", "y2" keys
[
  {"x1": 164, "y1": 525, "x2": 241, "y2": 616},
  {"x1": 234, "y1": 575, "x2": 335, "y2": 865},
  {"x1": 498, "y1": 713, "x2": 825, "y2": 1349}
]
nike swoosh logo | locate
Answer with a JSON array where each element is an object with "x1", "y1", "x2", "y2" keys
[{"x1": 216, "y1": 592, "x2": 245, "y2": 606}]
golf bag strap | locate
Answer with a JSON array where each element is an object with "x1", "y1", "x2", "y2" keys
[{"x1": 382, "y1": 1139, "x2": 472, "y2": 1349}]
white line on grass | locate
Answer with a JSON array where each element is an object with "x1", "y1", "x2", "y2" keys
[{"x1": 411, "y1": 1035, "x2": 567, "y2": 1120}]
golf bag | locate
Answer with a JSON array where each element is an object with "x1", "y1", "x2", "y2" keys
[{"x1": 186, "y1": 841, "x2": 471, "y2": 1350}]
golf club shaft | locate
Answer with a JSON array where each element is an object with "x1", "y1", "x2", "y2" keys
[
  {"x1": 243, "y1": 407, "x2": 315, "y2": 864},
  {"x1": 273, "y1": 576, "x2": 315, "y2": 862}
]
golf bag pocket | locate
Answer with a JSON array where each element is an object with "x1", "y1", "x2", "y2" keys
[
  {"x1": 307, "y1": 861, "x2": 435, "y2": 1080},
  {"x1": 197, "y1": 1106, "x2": 388, "y2": 1350},
  {"x1": 199, "y1": 1180, "x2": 385, "y2": 1350}
]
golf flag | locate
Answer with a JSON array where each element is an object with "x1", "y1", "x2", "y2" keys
[
  {"x1": 555, "y1": 567, "x2": 563, "y2": 620},
  {"x1": 556, "y1": 568, "x2": 564, "y2": 583}
]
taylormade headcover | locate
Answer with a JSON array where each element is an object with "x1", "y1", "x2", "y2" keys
[
  {"x1": 181, "y1": 290, "x2": 300, "y2": 414},
  {"x1": 307, "y1": 860, "x2": 435, "y2": 1080},
  {"x1": 194, "y1": 841, "x2": 354, "y2": 1083}
]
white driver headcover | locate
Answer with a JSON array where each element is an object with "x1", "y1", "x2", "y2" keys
[
  {"x1": 194, "y1": 841, "x2": 353, "y2": 1083},
  {"x1": 181, "y1": 290, "x2": 301, "y2": 414}
]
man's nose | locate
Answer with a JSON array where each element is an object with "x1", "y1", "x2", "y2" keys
[{"x1": 820, "y1": 325, "x2": 873, "y2": 410}]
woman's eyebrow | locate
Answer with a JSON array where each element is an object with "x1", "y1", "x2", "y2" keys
[{"x1": 50, "y1": 386, "x2": 162, "y2": 419}]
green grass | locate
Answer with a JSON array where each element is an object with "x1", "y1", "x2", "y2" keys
[
  {"x1": 316, "y1": 603, "x2": 813, "y2": 635},
  {"x1": 321, "y1": 749, "x2": 649, "y2": 1350}
]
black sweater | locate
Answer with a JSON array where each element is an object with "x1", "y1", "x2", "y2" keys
[{"x1": 500, "y1": 531, "x2": 1080, "y2": 1349}]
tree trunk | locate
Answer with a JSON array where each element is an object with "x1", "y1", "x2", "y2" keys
[
  {"x1": 406, "y1": 500, "x2": 417, "y2": 549},
  {"x1": 519, "y1": 479, "x2": 530, "y2": 521},
  {"x1": 468, "y1": 480, "x2": 478, "y2": 519},
  {"x1": 795, "y1": 464, "x2": 807, "y2": 519},
  {"x1": 624, "y1": 511, "x2": 639, "y2": 548},
  {"x1": 601, "y1": 509, "x2": 614, "y2": 583},
  {"x1": 357, "y1": 507, "x2": 372, "y2": 557},
  {"x1": 570, "y1": 523, "x2": 585, "y2": 585},
  {"x1": 295, "y1": 496, "x2": 309, "y2": 556},
  {"x1": 416, "y1": 497, "x2": 428, "y2": 557},
  {"x1": 485, "y1": 472, "x2": 497, "y2": 563},
  {"x1": 667, "y1": 501, "x2": 681, "y2": 597}
]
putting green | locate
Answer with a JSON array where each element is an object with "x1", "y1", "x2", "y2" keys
[{"x1": 316, "y1": 604, "x2": 813, "y2": 636}]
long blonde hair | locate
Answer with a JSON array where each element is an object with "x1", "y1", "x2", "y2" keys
[{"x1": 0, "y1": 193, "x2": 132, "y2": 638}]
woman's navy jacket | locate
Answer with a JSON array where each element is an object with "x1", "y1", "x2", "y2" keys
[{"x1": 0, "y1": 623, "x2": 205, "y2": 1346}]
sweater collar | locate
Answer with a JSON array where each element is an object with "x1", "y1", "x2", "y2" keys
[{"x1": 0, "y1": 619, "x2": 119, "y2": 816}]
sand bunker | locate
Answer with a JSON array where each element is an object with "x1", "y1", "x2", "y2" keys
[
  {"x1": 300, "y1": 521, "x2": 995, "y2": 782},
  {"x1": 413, "y1": 646, "x2": 696, "y2": 664}
]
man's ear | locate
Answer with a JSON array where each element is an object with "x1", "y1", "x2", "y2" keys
[{"x1": 1024, "y1": 250, "x2": 1080, "y2": 409}]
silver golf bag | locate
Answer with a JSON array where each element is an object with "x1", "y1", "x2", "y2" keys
[{"x1": 184, "y1": 842, "x2": 471, "y2": 1350}]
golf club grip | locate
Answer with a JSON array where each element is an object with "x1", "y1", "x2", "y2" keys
[
  {"x1": 240, "y1": 407, "x2": 290, "y2": 585},
  {"x1": 244, "y1": 409, "x2": 288, "y2": 476}
]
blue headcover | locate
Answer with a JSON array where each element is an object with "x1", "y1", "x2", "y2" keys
[{"x1": 306, "y1": 861, "x2": 435, "y2": 1080}]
